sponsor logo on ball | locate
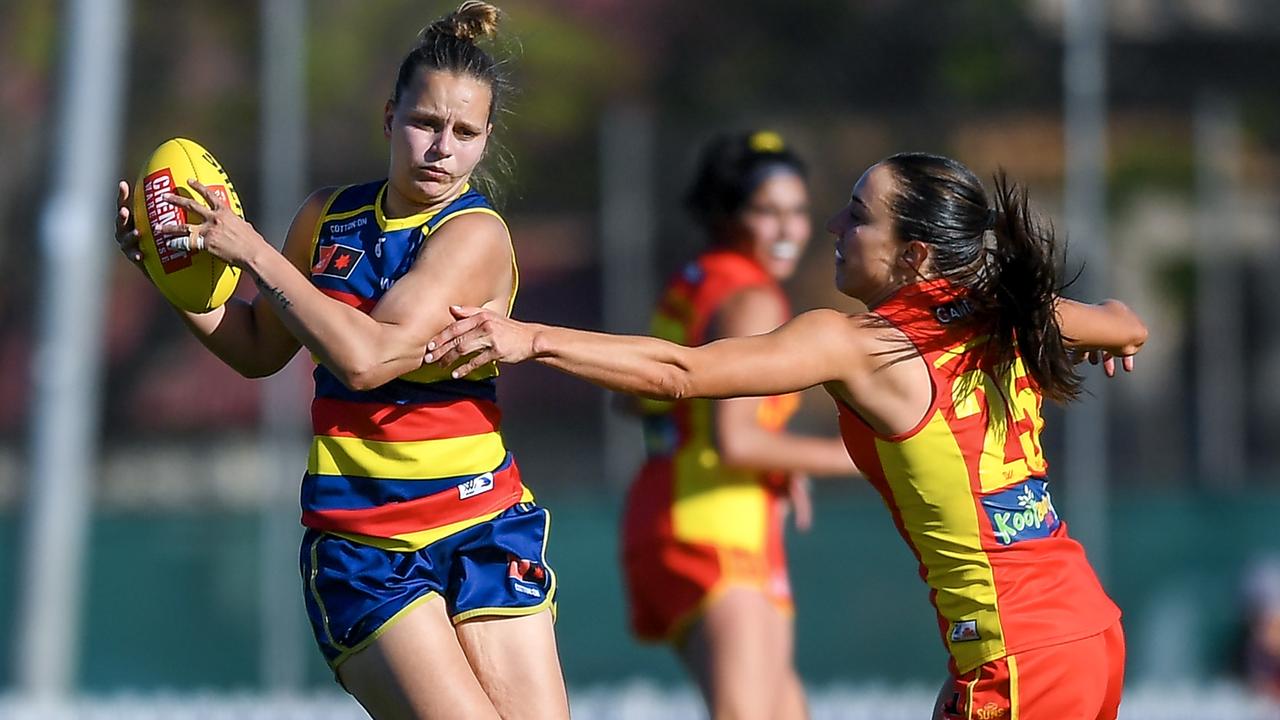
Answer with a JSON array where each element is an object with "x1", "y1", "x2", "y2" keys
[{"x1": 143, "y1": 169, "x2": 193, "y2": 274}]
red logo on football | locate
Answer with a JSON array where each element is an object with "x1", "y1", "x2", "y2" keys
[{"x1": 143, "y1": 169, "x2": 193, "y2": 274}]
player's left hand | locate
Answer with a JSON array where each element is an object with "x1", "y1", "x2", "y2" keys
[
  {"x1": 1073, "y1": 349, "x2": 1134, "y2": 377},
  {"x1": 154, "y1": 179, "x2": 267, "y2": 269},
  {"x1": 427, "y1": 305, "x2": 537, "y2": 378}
]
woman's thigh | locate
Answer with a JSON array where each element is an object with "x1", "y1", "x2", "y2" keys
[
  {"x1": 454, "y1": 609, "x2": 570, "y2": 720},
  {"x1": 678, "y1": 586, "x2": 797, "y2": 720},
  {"x1": 338, "y1": 594, "x2": 501, "y2": 720}
]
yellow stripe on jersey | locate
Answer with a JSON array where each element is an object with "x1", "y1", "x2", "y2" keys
[
  {"x1": 335, "y1": 486, "x2": 536, "y2": 551},
  {"x1": 309, "y1": 433, "x2": 507, "y2": 480},
  {"x1": 874, "y1": 410, "x2": 1008, "y2": 671},
  {"x1": 398, "y1": 362, "x2": 499, "y2": 384},
  {"x1": 670, "y1": 398, "x2": 768, "y2": 552}
]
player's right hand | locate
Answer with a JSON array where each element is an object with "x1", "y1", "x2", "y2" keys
[
  {"x1": 115, "y1": 180, "x2": 147, "y2": 271},
  {"x1": 426, "y1": 305, "x2": 538, "y2": 377}
]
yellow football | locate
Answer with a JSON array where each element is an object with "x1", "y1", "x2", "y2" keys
[{"x1": 133, "y1": 137, "x2": 243, "y2": 313}]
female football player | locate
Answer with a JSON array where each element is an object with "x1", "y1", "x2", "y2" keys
[
  {"x1": 428, "y1": 152, "x2": 1147, "y2": 720},
  {"x1": 115, "y1": 3, "x2": 568, "y2": 718},
  {"x1": 622, "y1": 130, "x2": 856, "y2": 719}
]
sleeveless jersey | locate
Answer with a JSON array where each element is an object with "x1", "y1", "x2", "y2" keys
[
  {"x1": 299, "y1": 180, "x2": 531, "y2": 551},
  {"x1": 836, "y1": 279, "x2": 1119, "y2": 674},
  {"x1": 626, "y1": 250, "x2": 800, "y2": 553}
]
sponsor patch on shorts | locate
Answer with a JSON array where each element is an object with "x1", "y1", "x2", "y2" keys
[{"x1": 950, "y1": 619, "x2": 980, "y2": 643}]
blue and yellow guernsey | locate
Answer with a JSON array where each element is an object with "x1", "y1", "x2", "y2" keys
[{"x1": 300, "y1": 180, "x2": 530, "y2": 551}]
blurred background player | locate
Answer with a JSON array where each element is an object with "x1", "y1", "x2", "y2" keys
[
  {"x1": 427, "y1": 152, "x2": 1149, "y2": 720},
  {"x1": 114, "y1": 3, "x2": 571, "y2": 718},
  {"x1": 622, "y1": 131, "x2": 858, "y2": 719},
  {"x1": 1240, "y1": 556, "x2": 1280, "y2": 703}
]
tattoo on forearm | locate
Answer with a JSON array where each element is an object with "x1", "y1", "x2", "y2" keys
[{"x1": 254, "y1": 276, "x2": 293, "y2": 310}]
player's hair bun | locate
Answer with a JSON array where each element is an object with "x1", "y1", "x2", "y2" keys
[{"x1": 423, "y1": 1, "x2": 501, "y2": 44}]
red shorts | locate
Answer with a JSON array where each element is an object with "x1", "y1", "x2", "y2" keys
[
  {"x1": 623, "y1": 539, "x2": 793, "y2": 643},
  {"x1": 938, "y1": 621, "x2": 1125, "y2": 720}
]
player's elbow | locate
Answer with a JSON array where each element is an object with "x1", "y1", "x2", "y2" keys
[
  {"x1": 340, "y1": 365, "x2": 384, "y2": 392},
  {"x1": 330, "y1": 354, "x2": 385, "y2": 391}
]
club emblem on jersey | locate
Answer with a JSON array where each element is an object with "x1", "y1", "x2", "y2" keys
[
  {"x1": 312, "y1": 243, "x2": 365, "y2": 279},
  {"x1": 975, "y1": 702, "x2": 1007, "y2": 720}
]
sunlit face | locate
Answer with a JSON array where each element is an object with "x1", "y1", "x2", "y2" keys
[
  {"x1": 825, "y1": 163, "x2": 909, "y2": 305},
  {"x1": 384, "y1": 69, "x2": 492, "y2": 211},
  {"x1": 727, "y1": 173, "x2": 811, "y2": 281}
]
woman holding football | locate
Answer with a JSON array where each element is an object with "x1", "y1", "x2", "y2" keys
[{"x1": 114, "y1": 3, "x2": 569, "y2": 718}]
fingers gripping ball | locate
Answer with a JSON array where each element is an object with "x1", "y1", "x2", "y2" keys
[{"x1": 133, "y1": 138, "x2": 244, "y2": 313}]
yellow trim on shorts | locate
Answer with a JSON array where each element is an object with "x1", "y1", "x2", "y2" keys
[
  {"x1": 450, "y1": 504, "x2": 557, "y2": 625},
  {"x1": 1008, "y1": 653, "x2": 1020, "y2": 720},
  {"x1": 306, "y1": 533, "x2": 340, "y2": 651},
  {"x1": 966, "y1": 665, "x2": 980, "y2": 720},
  {"x1": 328, "y1": 590, "x2": 442, "y2": 671},
  {"x1": 661, "y1": 579, "x2": 794, "y2": 647}
]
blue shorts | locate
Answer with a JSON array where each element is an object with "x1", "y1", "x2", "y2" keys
[{"x1": 300, "y1": 502, "x2": 557, "y2": 669}]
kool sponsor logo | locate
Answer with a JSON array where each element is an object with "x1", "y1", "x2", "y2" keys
[
  {"x1": 142, "y1": 169, "x2": 193, "y2": 273},
  {"x1": 982, "y1": 478, "x2": 1060, "y2": 546}
]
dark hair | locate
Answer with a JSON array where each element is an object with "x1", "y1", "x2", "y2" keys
[
  {"x1": 390, "y1": 2, "x2": 512, "y2": 202},
  {"x1": 391, "y1": 1, "x2": 507, "y2": 121},
  {"x1": 880, "y1": 152, "x2": 1081, "y2": 403},
  {"x1": 684, "y1": 130, "x2": 808, "y2": 237}
]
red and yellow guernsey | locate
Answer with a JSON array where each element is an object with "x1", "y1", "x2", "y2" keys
[
  {"x1": 300, "y1": 180, "x2": 531, "y2": 551},
  {"x1": 837, "y1": 279, "x2": 1119, "y2": 674},
  {"x1": 625, "y1": 250, "x2": 799, "y2": 564}
]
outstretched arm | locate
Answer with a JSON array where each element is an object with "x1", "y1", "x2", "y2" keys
[
  {"x1": 1056, "y1": 298, "x2": 1148, "y2": 375},
  {"x1": 427, "y1": 306, "x2": 859, "y2": 402},
  {"x1": 706, "y1": 288, "x2": 858, "y2": 478}
]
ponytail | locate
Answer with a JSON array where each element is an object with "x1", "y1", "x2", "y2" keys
[
  {"x1": 986, "y1": 172, "x2": 1081, "y2": 403},
  {"x1": 881, "y1": 153, "x2": 1081, "y2": 403}
]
